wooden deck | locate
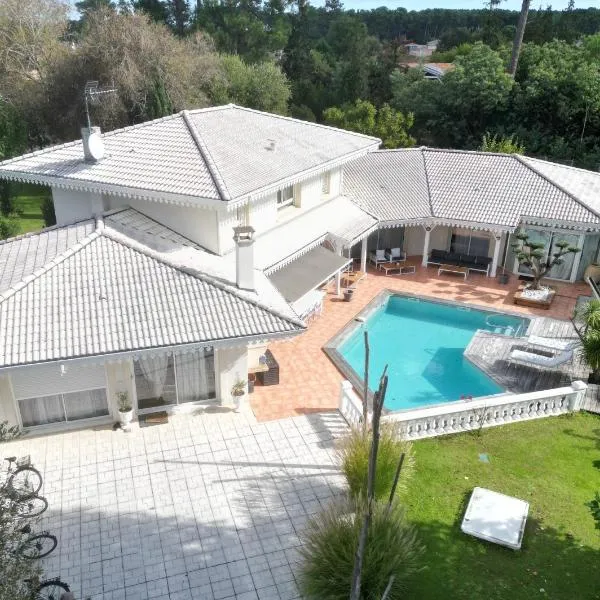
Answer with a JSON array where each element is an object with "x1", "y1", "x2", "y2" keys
[{"x1": 465, "y1": 316, "x2": 600, "y2": 413}]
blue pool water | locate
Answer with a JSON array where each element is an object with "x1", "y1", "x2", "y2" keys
[{"x1": 339, "y1": 296, "x2": 529, "y2": 411}]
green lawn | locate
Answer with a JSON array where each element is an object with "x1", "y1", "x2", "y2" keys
[
  {"x1": 405, "y1": 413, "x2": 600, "y2": 600},
  {"x1": 11, "y1": 183, "x2": 47, "y2": 234}
]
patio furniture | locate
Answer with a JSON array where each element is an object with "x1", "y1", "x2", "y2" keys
[
  {"x1": 368, "y1": 249, "x2": 390, "y2": 268},
  {"x1": 256, "y1": 349, "x2": 279, "y2": 386},
  {"x1": 380, "y1": 262, "x2": 415, "y2": 276},
  {"x1": 341, "y1": 270, "x2": 365, "y2": 287},
  {"x1": 508, "y1": 348, "x2": 573, "y2": 370},
  {"x1": 427, "y1": 249, "x2": 492, "y2": 275},
  {"x1": 385, "y1": 247, "x2": 406, "y2": 262},
  {"x1": 438, "y1": 263, "x2": 468, "y2": 280},
  {"x1": 526, "y1": 335, "x2": 580, "y2": 353}
]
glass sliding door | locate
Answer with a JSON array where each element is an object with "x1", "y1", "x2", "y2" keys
[
  {"x1": 175, "y1": 350, "x2": 216, "y2": 404},
  {"x1": 135, "y1": 348, "x2": 216, "y2": 412},
  {"x1": 450, "y1": 232, "x2": 490, "y2": 256},
  {"x1": 18, "y1": 388, "x2": 109, "y2": 428},
  {"x1": 546, "y1": 233, "x2": 580, "y2": 280}
]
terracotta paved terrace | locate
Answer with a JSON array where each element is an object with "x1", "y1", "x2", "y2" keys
[{"x1": 249, "y1": 258, "x2": 589, "y2": 421}]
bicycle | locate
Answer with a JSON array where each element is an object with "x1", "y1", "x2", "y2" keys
[
  {"x1": 25, "y1": 577, "x2": 70, "y2": 600},
  {"x1": 1, "y1": 456, "x2": 43, "y2": 498},
  {"x1": 16, "y1": 523, "x2": 58, "y2": 560}
]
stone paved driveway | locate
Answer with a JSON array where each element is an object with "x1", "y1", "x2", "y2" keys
[{"x1": 4, "y1": 408, "x2": 349, "y2": 600}]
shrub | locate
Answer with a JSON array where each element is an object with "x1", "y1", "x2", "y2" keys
[
  {"x1": 338, "y1": 423, "x2": 414, "y2": 501},
  {"x1": 0, "y1": 214, "x2": 19, "y2": 240},
  {"x1": 41, "y1": 195, "x2": 56, "y2": 227},
  {"x1": 299, "y1": 498, "x2": 423, "y2": 600}
]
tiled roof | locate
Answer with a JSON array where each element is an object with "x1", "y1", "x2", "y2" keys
[
  {"x1": 344, "y1": 149, "x2": 430, "y2": 223},
  {"x1": 0, "y1": 219, "x2": 95, "y2": 294},
  {"x1": 343, "y1": 148, "x2": 600, "y2": 230},
  {"x1": 0, "y1": 209, "x2": 303, "y2": 368},
  {"x1": 0, "y1": 105, "x2": 380, "y2": 203}
]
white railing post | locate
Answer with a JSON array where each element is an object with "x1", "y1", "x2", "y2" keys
[{"x1": 569, "y1": 380, "x2": 587, "y2": 411}]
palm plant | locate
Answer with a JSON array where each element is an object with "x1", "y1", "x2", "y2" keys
[
  {"x1": 574, "y1": 299, "x2": 600, "y2": 335},
  {"x1": 580, "y1": 330, "x2": 600, "y2": 383},
  {"x1": 511, "y1": 232, "x2": 580, "y2": 290}
]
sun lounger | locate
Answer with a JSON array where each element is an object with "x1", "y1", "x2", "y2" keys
[
  {"x1": 526, "y1": 335, "x2": 580, "y2": 352},
  {"x1": 508, "y1": 348, "x2": 573, "y2": 370}
]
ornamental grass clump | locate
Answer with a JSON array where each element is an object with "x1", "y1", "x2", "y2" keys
[
  {"x1": 338, "y1": 423, "x2": 414, "y2": 501},
  {"x1": 299, "y1": 497, "x2": 423, "y2": 600}
]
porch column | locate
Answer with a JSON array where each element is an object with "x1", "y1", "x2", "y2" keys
[
  {"x1": 421, "y1": 226, "x2": 432, "y2": 267},
  {"x1": 360, "y1": 237, "x2": 368, "y2": 273},
  {"x1": 335, "y1": 271, "x2": 341, "y2": 295},
  {"x1": 490, "y1": 232, "x2": 503, "y2": 277}
]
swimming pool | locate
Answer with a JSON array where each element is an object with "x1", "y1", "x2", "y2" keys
[{"x1": 335, "y1": 294, "x2": 529, "y2": 411}]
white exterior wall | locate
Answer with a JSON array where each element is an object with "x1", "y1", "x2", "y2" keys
[
  {"x1": 249, "y1": 193, "x2": 278, "y2": 235},
  {"x1": 105, "y1": 360, "x2": 136, "y2": 422},
  {"x1": 404, "y1": 226, "x2": 425, "y2": 256},
  {"x1": 215, "y1": 345, "x2": 248, "y2": 407},
  {"x1": 52, "y1": 188, "x2": 105, "y2": 225},
  {"x1": 107, "y1": 196, "x2": 221, "y2": 254},
  {"x1": 297, "y1": 174, "x2": 324, "y2": 210},
  {"x1": 248, "y1": 343, "x2": 268, "y2": 369},
  {"x1": 0, "y1": 375, "x2": 18, "y2": 427}
]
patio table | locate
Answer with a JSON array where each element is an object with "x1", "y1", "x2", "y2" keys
[
  {"x1": 438, "y1": 263, "x2": 468, "y2": 280},
  {"x1": 379, "y1": 262, "x2": 414, "y2": 276}
]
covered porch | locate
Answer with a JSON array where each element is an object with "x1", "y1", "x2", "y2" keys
[{"x1": 349, "y1": 220, "x2": 598, "y2": 284}]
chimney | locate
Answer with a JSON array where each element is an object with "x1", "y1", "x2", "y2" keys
[
  {"x1": 233, "y1": 225, "x2": 256, "y2": 291},
  {"x1": 81, "y1": 126, "x2": 103, "y2": 162}
]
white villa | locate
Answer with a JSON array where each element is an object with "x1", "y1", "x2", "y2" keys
[{"x1": 1, "y1": 104, "x2": 600, "y2": 433}]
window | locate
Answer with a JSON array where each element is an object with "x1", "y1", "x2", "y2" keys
[
  {"x1": 277, "y1": 186, "x2": 295, "y2": 209},
  {"x1": 321, "y1": 172, "x2": 331, "y2": 195},
  {"x1": 450, "y1": 233, "x2": 490, "y2": 257},
  {"x1": 135, "y1": 349, "x2": 216, "y2": 411},
  {"x1": 18, "y1": 388, "x2": 109, "y2": 428}
]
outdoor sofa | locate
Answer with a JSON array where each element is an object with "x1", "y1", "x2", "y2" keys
[{"x1": 427, "y1": 248, "x2": 493, "y2": 275}]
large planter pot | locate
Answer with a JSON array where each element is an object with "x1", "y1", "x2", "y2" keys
[
  {"x1": 118, "y1": 409, "x2": 133, "y2": 430},
  {"x1": 343, "y1": 289, "x2": 354, "y2": 302},
  {"x1": 513, "y1": 284, "x2": 556, "y2": 310}
]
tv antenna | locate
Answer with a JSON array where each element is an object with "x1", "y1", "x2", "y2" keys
[{"x1": 84, "y1": 80, "x2": 117, "y2": 129}]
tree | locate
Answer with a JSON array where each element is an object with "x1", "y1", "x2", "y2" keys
[
  {"x1": 511, "y1": 231, "x2": 580, "y2": 290},
  {"x1": 40, "y1": 9, "x2": 221, "y2": 140},
  {"x1": 168, "y1": 0, "x2": 189, "y2": 35},
  {"x1": 323, "y1": 100, "x2": 414, "y2": 148},
  {"x1": 133, "y1": 0, "x2": 170, "y2": 24},
  {"x1": 75, "y1": 0, "x2": 115, "y2": 20},
  {"x1": 508, "y1": 0, "x2": 531, "y2": 77},
  {"x1": 480, "y1": 133, "x2": 524, "y2": 154},
  {"x1": 210, "y1": 54, "x2": 290, "y2": 114}
]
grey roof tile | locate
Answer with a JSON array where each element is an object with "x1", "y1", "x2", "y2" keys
[{"x1": 0, "y1": 105, "x2": 380, "y2": 203}]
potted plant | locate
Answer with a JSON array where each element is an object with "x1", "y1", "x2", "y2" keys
[
  {"x1": 231, "y1": 379, "x2": 246, "y2": 411},
  {"x1": 511, "y1": 232, "x2": 580, "y2": 308},
  {"x1": 580, "y1": 330, "x2": 600, "y2": 384},
  {"x1": 343, "y1": 288, "x2": 354, "y2": 302},
  {"x1": 117, "y1": 391, "x2": 133, "y2": 430}
]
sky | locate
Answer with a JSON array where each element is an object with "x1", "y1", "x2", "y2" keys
[{"x1": 313, "y1": 0, "x2": 600, "y2": 10}]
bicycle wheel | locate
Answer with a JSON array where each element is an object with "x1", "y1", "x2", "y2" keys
[
  {"x1": 14, "y1": 494, "x2": 48, "y2": 518},
  {"x1": 36, "y1": 579, "x2": 70, "y2": 600},
  {"x1": 8, "y1": 465, "x2": 43, "y2": 497},
  {"x1": 19, "y1": 533, "x2": 58, "y2": 559}
]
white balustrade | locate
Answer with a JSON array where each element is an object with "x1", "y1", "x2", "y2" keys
[{"x1": 338, "y1": 380, "x2": 588, "y2": 440}]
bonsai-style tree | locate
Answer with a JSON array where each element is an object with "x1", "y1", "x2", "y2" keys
[{"x1": 511, "y1": 232, "x2": 580, "y2": 290}]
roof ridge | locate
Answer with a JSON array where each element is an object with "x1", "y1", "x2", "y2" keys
[
  {"x1": 514, "y1": 154, "x2": 600, "y2": 222},
  {"x1": 181, "y1": 110, "x2": 232, "y2": 201},
  {"x1": 420, "y1": 147, "x2": 435, "y2": 218},
  {"x1": 223, "y1": 104, "x2": 382, "y2": 144},
  {"x1": 0, "y1": 216, "x2": 95, "y2": 248},
  {"x1": 522, "y1": 155, "x2": 600, "y2": 177},
  {"x1": 0, "y1": 113, "x2": 185, "y2": 168},
  {"x1": 101, "y1": 226, "x2": 305, "y2": 330},
  {"x1": 424, "y1": 147, "x2": 517, "y2": 159},
  {"x1": 0, "y1": 217, "x2": 102, "y2": 304}
]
